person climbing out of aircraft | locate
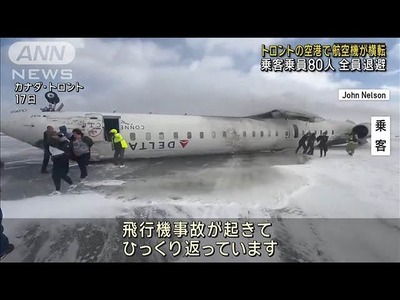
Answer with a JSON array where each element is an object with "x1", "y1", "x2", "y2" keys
[
  {"x1": 109, "y1": 129, "x2": 128, "y2": 167},
  {"x1": 346, "y1": 133, "x2": 358, "y2": 156},
  {"x1": 48, "y1": 132, "x2": 76, "y2": 196},
  {"x1": 295, "y1": 132, "x2": 310, "y2": 154},
  {"x1": 41, "y1": 125, "x2": 56, "y2": 173},
  {"x1": 71, "y1": 129, "x2": 94, "y2": 180},
  {"x1": 316, "y1": 131, "x2": 329, "y2": 157},
  {"x1": 304, "y1": 132, "x2": 316, "y2": 155},
  {"x1": 59, "y1": 125, "x2": 72, "y2": 140}
]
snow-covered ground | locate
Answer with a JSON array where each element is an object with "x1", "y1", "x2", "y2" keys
[
  {"x1": 1, "y1": 135, "x2": 399, "y2": 262},
  {"x1": 274, "y1": 141, "x2": 399, "y2": 219}
]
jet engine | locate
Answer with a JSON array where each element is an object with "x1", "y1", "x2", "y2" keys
[{"x1": 352, "y1": 122, "x2": 371, "y2": 144}]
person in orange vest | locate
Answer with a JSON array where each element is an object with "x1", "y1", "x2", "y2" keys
[{"x1": 109, "y1": 129, "x2": 128, "y2": 167}]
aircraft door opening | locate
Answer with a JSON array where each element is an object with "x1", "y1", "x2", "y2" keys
[
  {"x1": 84, "y1": 113, "x2": 104, "y2": 142},
  {"x1": 103, "y1": 117, "x2": 120, "y2": 142},
  {"x1": 293, "y1": 124, "x2": 299, "y2": 138}
]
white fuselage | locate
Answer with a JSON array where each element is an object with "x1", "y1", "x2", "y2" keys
[{"x1": 1, "y1": 109, "x2": 355, "y2": 160}]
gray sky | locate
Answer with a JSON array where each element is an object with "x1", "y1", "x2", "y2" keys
[{"x1": 1, "y1": 38, "x2": 399, "y2": 133}]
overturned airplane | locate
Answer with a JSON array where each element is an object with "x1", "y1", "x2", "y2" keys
[{"x1": 1, "y1": 92, "x2": 370, "y2": 160}]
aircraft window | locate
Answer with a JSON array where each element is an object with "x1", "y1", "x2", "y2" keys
[
  {"x1": 212, "y1": 131, "x2": 216, "y2": 138},
  {"x1": 146, "y1": 132, "x2": 151, "y2": 140},
  {"x1": 320, "y1": 130, "x2": 322, "y2": 134},
  {"x1": 159, "y1": 132, "x2": 164, "y2": 140},
  {"x1": 260, "y1": 131, "x2": 264, "y2": 137},
  {"x1": 302, "y1": 130, "x2": 305, "y2": 135},
  {"x1": 187, "y1": 132, "x2": 192, "y2": 139},
  {"x1": 332, "y1": 130, "x2": 334, "y2": 135},
  {"x1": 268, "y1": 130, "x2": 271, "y2": 137},
  {"x1": 293, "y1": 124, "x2": 299, "y2": 138},
  {"x1": 174, "y1": 132, "x2": 178, "y2": 139},
  {"x1": 222, "y1": 131, "x2": 227, "y2": 138},
  {"x1": 242, "y1": 131, "x2": 246, "y2": 137},
  {"x1": 130, "y1": 133, "x2": 136, "y2": 141},
  {"x1": 285, "y1": 130, "x2": 289, "y2": 137},
  {"x1": 275, "y1": 130, "x2": 279, "y2": 136},
  {"x1": 200, "y1": 132, "x2": 204, "y2": 139},
  {"x1": 252, "y1": 131, "x2": 256, "y2": 137}
]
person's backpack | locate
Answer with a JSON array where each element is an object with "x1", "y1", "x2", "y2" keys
[{"x1": 82, "y1": 136, "x2": 94, "y2": 147}]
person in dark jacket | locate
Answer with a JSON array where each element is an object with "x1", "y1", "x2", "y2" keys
[
  {"x1": 49, "y1": 133, "x2": 76, "y2": 195},
  {"x1": 316, "y1": 131, "x2": 329, "y2": 157},
  {"x1": 0, "y1": 208, "x2": 14, "y2": 260},
  {"x1": 0, "y1": 161, "x2": 14, "y2": 260},
  {"x1": 295, "y1": 132, "x2": 310, "y2": 154},
  {"x1": 305, "y1": 132, "x2": 316, "y2": 155},
  {"x1": 59, "y1": 125, "x2": 72, "y2": 140},
  {"x1": 71, "y1": 129, "x2": 94, "y2": 180},
  {"x1": 41, "y1": 125, "x2": 56, "y2": 173}
]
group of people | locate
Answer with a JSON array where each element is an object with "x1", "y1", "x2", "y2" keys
[
  {"x1": 0, "y1": 127, "x2": 128, "y2": 259},
  {"x1": 41, "y1": 126, "x2": 94, "y2": 195},
  {"x1": 296, "y1": 131, "x2": 360, "y2": 157},
  {"x1": 296, "y1": 131, "x2": 329, "y2": 157},
  {"x1": 41, "y1": 126, "x2": 128, "y2": 195}
]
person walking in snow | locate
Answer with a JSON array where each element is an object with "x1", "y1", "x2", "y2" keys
[
  {"x1": 71, "y1": 128, "x2": 93, "y2": 180},
  {"x1": 316, "y1": 131, "x2": 329, "y2": 157},
  {"x1": 305, "y1": 132, "x2": 316, "y2": 155},
  {"x1": 346, "y1": 134, "x2": 358, "y2": 156},
  {"x1": 295, "y1": 132, "x2": 310, "y2": 154},
  {"x1": 109, "y1": 129, "x2": 128, "y2": 167},
  {"x1": 48, "y1": 133, "x2": 76, "y2": 195},
  {"x1": 41, "y1": 125, "x2": 56, "y2": 173}
]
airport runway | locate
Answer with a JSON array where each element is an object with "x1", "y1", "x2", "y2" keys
[{"x1": 1, "y1": 135, "x2": 399, "y2": 262}]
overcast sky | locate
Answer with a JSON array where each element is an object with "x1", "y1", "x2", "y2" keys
[{"x1": 1, "y1": 38, "x2": 399, "y2": 132}]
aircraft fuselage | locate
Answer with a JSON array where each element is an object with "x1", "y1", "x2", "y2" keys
[{"x1": 1, "y1": 109, "x2": 361, "y2": 160}]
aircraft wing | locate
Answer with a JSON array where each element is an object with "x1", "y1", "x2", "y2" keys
[{"x1": 245, "y1": 109, "x2": 325, "y2": 122}]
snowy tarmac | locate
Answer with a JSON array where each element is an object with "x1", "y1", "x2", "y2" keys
[{"x1": 1, "y1": 135, "x2": 399, "y2": 262}]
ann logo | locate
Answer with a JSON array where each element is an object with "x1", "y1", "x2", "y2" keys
[{"x1": 9, "y1": 41, "x2": 75, "y2": 65}]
